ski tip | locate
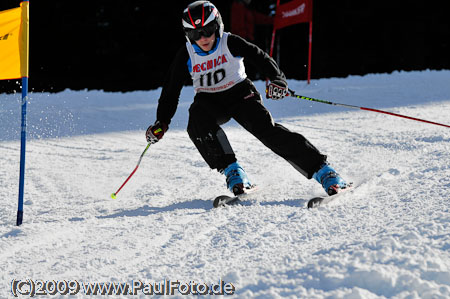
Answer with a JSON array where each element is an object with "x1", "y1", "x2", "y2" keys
[
  {"x1": 213, "y1": 195, "x2": 231, "y2": 208},
  {"x1": 307, "y1": 197, "x2": 324, "y2": 209}
]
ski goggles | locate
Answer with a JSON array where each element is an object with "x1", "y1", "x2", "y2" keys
[{"x1": 185, "y1": 22, "x2": 217, "y2": 41}]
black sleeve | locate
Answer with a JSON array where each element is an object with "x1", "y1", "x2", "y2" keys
[
  {"x1": 227, "y1": 33, "x2": 286, "y2": 83},
  {"x1": 156, "y1": 46, "x2": 191, "y2": 125}
]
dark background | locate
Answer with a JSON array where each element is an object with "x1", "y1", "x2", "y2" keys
[{"x1": 1, "y1": 0, "x2": 449, "y2": 93}]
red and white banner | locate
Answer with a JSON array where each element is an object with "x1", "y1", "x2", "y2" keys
[
  {"x1": 269, "y1": 0, "x2": 313, "y2": 83},
  {"x1": 274, "y1": 0, "x2": 312, "y2": 30}
]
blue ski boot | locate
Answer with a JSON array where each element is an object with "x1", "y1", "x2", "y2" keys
[
  {"x1": 313, "y1": 163, "x2": 348, "y2": 196},
  {"x1": 223, "y1": 162, "x2": 253, "y2": 195}
]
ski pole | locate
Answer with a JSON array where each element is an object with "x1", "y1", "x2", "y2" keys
[
  {"x1": 111, "y1": 143, "x2": 151, "y2": 199},
  {"x1": 288, "y1": 89, "x2": 450, "y2": 129}
]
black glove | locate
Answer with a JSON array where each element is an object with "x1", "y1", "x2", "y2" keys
[
  {"x1": 145, "y1": 121, "x2": 168, "y2": 144},
  {"x1": 266, "y1": 79, "x2": 288, "y2": 100}
]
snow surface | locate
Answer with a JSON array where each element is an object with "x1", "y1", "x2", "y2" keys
[{"x1": 1, "y1": 70, "x2": 450, "y2": 298}]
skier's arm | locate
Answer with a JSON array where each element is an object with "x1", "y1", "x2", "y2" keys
[
  {"x1": 227, "y1": 33, "x2": 286, "y2": 83},
  {"x1": 156, "y1": 46, "x2": 191, "y2": 125}
]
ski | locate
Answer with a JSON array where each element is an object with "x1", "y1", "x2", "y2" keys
[
  {"x1": 213, "y1": 195, "x2": 241, "y2": 208},
  {"x1": 307, "y1": 183, "x2": 354, "y2": 209},
  {"x1": 213, "y1": 185, "x2": 258, "y2": 208}
]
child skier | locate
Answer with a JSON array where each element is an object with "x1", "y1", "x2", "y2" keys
[{"x1": 146, "y1": 1, "x2": 348, "y2": 196}]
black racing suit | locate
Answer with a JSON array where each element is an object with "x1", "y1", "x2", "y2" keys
[{"x1": 155, "y1": 33, "x2": 326, "y2": 178}]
